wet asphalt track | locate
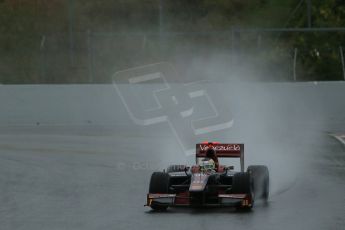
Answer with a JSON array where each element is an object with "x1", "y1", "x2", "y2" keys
[{"x1": 0, "y1": 83, "x2": 344, "y2": 230}]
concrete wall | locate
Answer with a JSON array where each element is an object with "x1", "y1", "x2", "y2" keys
[{"x1": 0, "y1": 82, "x2": 344, "y2": 129}]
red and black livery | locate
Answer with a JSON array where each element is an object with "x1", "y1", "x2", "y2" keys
[{"x1": 146, "y1": 142, "x2": 269, "y2": 211}]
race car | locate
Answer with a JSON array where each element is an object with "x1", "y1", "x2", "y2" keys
[{"x1": 146, "y1": 142, "x2": 269, "y2": 211}]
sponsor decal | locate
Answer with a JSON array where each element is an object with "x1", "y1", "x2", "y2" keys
[
  {"x1": 190, "y1": 184, "x2": 203, "y2": 190},
  {"x1": 199, "y1": 144, "x2": 241, "y2": 152}
]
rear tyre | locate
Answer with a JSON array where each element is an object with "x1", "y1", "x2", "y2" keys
[
  {"x1": 247, "y1": 165, "x2": 269, "y2": 201},
  {"x1": 166, "y1": 164, "x2": 186, "y2": 173},
  {"x1": 149, "y1": 172, "x2": 170, "y2": 211},
  {"x1": 231, "y1": 172, "x2": 253, "y2": 211}
]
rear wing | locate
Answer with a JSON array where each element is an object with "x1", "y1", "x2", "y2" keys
[{"x1": 196, "y1": 143, "x2": 244, "y2": 172}]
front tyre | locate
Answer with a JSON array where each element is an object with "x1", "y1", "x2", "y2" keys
[{"x1": 149, "y1": 172, "x2": 170, "y2": 211}]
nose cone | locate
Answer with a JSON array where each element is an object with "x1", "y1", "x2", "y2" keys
[{"x1": 189, "y1": 173, "x2": 209, "y2": 192}]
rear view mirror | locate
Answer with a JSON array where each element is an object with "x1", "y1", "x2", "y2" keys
[{"x1": 225, "y1": 166, "x2": 234, "y2": 171}]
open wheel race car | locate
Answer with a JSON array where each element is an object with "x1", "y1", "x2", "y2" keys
[{"x1": 146, "y1": 142, "x2": 269, "y2": 211}]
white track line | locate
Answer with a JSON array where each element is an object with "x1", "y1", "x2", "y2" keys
[{"x1": 332, "y1": 134, "x2": 345, "y2": 145}]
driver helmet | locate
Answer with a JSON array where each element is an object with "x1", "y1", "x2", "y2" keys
[
  {"x1": 200, "y1": 159, "x2": 215, "y2": 172},
  {"x1": 206, "y1": 147, "x2": 216, "y2": 158}
]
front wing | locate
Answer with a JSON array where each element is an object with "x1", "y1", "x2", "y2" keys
[{"x1": 146, "y1": 193, "x2": 252, "y2": 208}]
